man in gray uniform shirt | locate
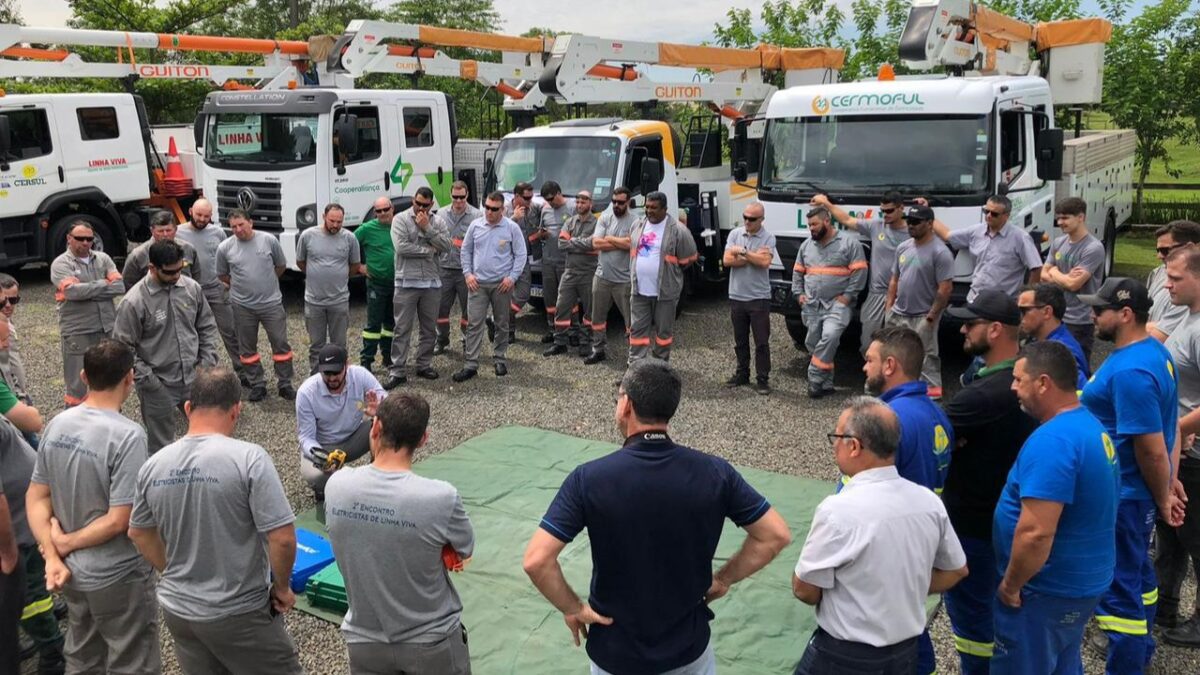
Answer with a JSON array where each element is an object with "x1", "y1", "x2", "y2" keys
[
  {"x1": 932, "y1": 194, "x2": 1042, "y2": 301},
  {"x1": 505, "y1": 181, "x2": 548, "y2": 344},
  {"x1": 26, "y1": 340, "x2": 160, "y2": 674},
  {"x1": 1042, "y1": 197, "x2": 1106, "y2": 362},
  {"x1": 122, "y1": 210, "x2": 200, "y2": 290},
  {"x1": 435, "y1": 182, "x2": 481, "y2": 354},
  {"x1": 129, "y1": 366, "x2": 302, "y2": 675},
  {"x1": 537, "y1": 181, "x2": 579, "y2": 344},
  {"x1": 454, "y1": 192, "x2": 527, "y2": 383},
  {"x1": 1148, "y1": 219, "x2": 1200, "y2": 341},
  {"x1": 298, "y1": 203, "x2": 363, "y2": 375},
  {"x1": 326, "y1": 392, "x2": 475, "y2": 674},
  {"x1": 386, "y1": 187, "x2": 451, "y2": 388},
  {"x1": 216, "y1": 209, "x2": 296, "y2": 402},
  {"x1": 724, "y1": 201, "x2": 776, "y2": 395},
  {"x1": 544, "y1": 191, "x2": 599, "y2": 358},
  {"x1": 176, "y1": 198, "x2": 244, "y2": 382},
  {"x1": 114, "y1": 241, "x2": 221, "y2": 453},
  {"x1": 885, "y1": 205, "x2": 954, "y2": 397},
  {"x1": 49, "y1": 220, "x2": 124, "y2": 406},
  {"x1": 587, "y1": 186, "x2": 636, "y2": 364}
]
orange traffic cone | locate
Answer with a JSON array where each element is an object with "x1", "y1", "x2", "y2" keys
[{"x1": 161, "y1": 137, "x2": 193, "y2": 197}]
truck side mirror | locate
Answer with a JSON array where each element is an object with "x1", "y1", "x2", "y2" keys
[
  {"x1": 1035, "y1": 128, "x2": 1064, "y2": 181},
  {"x1": 0, "y1": 115, "x2": 9, "y2": 171},
  {"x1": 193, "y1": 114, "x2": 206, "y2": 149},
  {"x1": 640, "y1": 158, "x2": 663, "y2": 193},
  {"x1": 733, "y1": 161, "x2": 748, "y2": 183}
]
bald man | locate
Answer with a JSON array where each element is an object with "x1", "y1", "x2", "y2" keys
[{"x1": 176, "y1": 198, "x2": 243, "y2": 381}]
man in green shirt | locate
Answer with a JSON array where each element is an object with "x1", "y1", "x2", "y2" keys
[{"x1": 356, "y1": 196, "x2": 398, "y2": 371}]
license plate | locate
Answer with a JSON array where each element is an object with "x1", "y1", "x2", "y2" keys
[{"x1": 531, "y1": 286, "x2": 543, "y2": 298}]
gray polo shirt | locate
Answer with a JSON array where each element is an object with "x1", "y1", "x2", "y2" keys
[
  {"x1": 0, "y1": 417, "x2": 34, "y2": 546},
  {"x1": 31, "y1": 406, "x2": 151, "y2": 590},
  {"x1": 1046, "y1": 233, "x2": 1106, "y2": 326},
  {"x1": 1149, "y1": 265, "x2": 1189, "y2": 337},
  {"x1": 891, "y1": 237, "x2": 955, "y2": 316},
  {"x1": 947, "y1": 222, "x2": 1042, "y2": 301},
  {"x1": 298, "y1": 227, "x2": 361, "y2": 306},
  {"x1": 594, "y1": 209, "x2": 636, "y2": 284},
  {"x1": 176, "y1": 222, "x2": 229, "y2": 297},
  {"x1": 541, "y1": 202, "x2": 572, "y2": 265},
  {"x1": 215, "y1": 232, "x2": 286, "y2": 310},
  {"x1": 326, "y1": 466, "x2": 475, "y2": 644},
  {"x1": 858, "y1": 219, "x2": 910, "y2": 295},
  {"x1": 795, "y1": 465, "x2": 966, "y2": 647},
  {"x1": 130, "y1": 434, "x2": 295, "y2": 622},
  {"x1": 1166, "y1": 312, "x2": 1200, "y2": 460},
  {"x1": 725, "y1": 226, "x2": 776, "y2": 302}
]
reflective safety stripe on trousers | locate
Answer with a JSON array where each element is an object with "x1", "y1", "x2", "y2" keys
[
  {"x1": 1095, "y1": 614, "x2": 1149, "y2": 635},
  {"x1": 953, "y1": 634, "x2": 994, "y2": 658}
]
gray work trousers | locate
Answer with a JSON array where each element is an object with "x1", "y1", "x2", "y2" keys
[
  {"x1": 62, "y1": 574, "x2": 161, "y2": 675},
  {"x1": 554, "y1": 268, "x2": 594, "y2": 347},
  {"x1": 885, "y1": 312, "x2": 944, "y2": 394},
  {"x1": 801, "y1": 299, "x2": 854, "y2": 390},
  {"x1": 629, "y1": 294, "x2": 678, "y2": 362},
  {"x1": 541, "y1": 260, "x2": 565, "y2": 330},
  {"x1": 304, "y1": 302, "x2": 350, "y2": 374},
  {"x1": 464, "y1": 283, "x2": 512, "y2": 369},
  {"x1": 161, "y1": 605, "x2": 302, "y2": 675},
  {"x1": 234, "y1": 303, "x2": 294, "y2": 390},
  {"x1": 61, "y1": 332, "x2": 105, "y2": 406},
  {"x1": 391, "y1": 287, "x2": 439, "y2": 376},
  {"x1": 859, "y1": 291, "x2": 887, "y2": 356},
  {"x1": 206, "y1": 290, "x2": 243, "y2": 375},
  {"x1": 138, "y1": 379, "x2": 190, "y2": 454},
  {"x1": 346, "y1": 624, "x2": 472, "y2": 675},
  {"x1": 299, "y1": 418, "x2": 373, "y2": 492},
  {"x1": 590, "y1": 278, "x2": 630, "y2": 354},
  {"x1": 509, "y1": 262, "x2": 532, "y2": 333},
  {"x1": 436, "y1": 269, "x2": 469, "y2": 344}
]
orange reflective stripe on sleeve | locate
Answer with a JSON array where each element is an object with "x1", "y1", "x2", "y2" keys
[
  {"x1": 54, "y1": 276, "x2": 80, "y2": 301},
  {"x1": 806, "y1": 266, "x2": 853, "y2": 277},
  {"x1": 559, "y1": 231, "x2": 572, "y2": 240},
  {"x1": 811, "y1": 355, "x2": 835, "y2": 371},
  {"x1": 239, "y1": 354, "x2": 262, "y2": 365},
  {"x1": 529, "y1": 233, "x2": 541, "y2": 243},
  {"x1": 793, "y1": 264, "x2": 807, "y2": 274},
  {"x1": 459, "y1": 318, "x2": 469, "y2": 328},
  {"x1": 106, "y1": 271, "x2": 122, "y2": 283},
  {"x1": 847, "y1": 261, "x2": 868, "y2": 271},
  {"x1": 63, "y1": 393, "x2": 85, "y2": 406},
  {"x1": 510, "y1": 303, "x2": 522, "y2": 313},
  {"x1": 677, "y1": 254, "x2": 698, "y2": 265},
  {"x1": 665, "y1": 254, "x2": 679, "y2": 265},
  {"x1": 452, "y1": 238, "x2": 464, "y2": 248},
  {"x1": 271, "y1": 351, "x2": 294, "y2": 363}
]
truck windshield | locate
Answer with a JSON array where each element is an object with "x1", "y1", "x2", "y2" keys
[
  {"x1": 491, "y1": 137, "x2": 622, "y2": 207},
  {"x1": 761, "y1": 114, "x2": 991, "y2": 195},
  {"x1": 204, "y1": 113, "x2": 318, "y2": 167}
]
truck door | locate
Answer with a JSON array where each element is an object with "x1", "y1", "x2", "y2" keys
[
  {"x1": 997, "y1": 99, "x2": 1054, "y2": 244},
  {"x1": 623, "y1": 135, "x2": 677, "y2": 214},
  {"x1": 332, "y1": 103, "x2": 388, "y2": 227},
  {"x1": 393, "y1": 99, "x2": 452, "y2": 209},
  {"x1": 51, "y1": 100, "x2": 150, "y2": 206},
  {"x1": 0, "y1": 103, "x2": 63, "y2": 221}
]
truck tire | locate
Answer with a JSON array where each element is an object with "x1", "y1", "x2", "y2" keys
[
  {"x1": 47, "y1": 213, "x2": 118, "y2": 261},
  {"x1": 1103, "y1": 210, "x2": 1117, "y2": 277}
]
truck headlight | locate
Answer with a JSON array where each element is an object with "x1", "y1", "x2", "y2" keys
[{"x1": 296, "y1": 204, "x2": 317, "y2": 230}]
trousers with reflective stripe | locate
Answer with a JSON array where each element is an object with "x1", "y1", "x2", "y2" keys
[
  {"x1": 945, "y1": 536, "x2": 996, "y2": 675},
  {"x1": 1096, "y1": 498, "x2": 1158, "y2": 675},
  {"x1": 801, "y1": 299, "x2": 853, "y2": 390},
  {"x1": 19, "y1": 544, "x2": 65, "y2": 666}
]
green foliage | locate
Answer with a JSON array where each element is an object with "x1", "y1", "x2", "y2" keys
[{"x1": 0, "y1": 0, "x2": 22, "y2": 24}]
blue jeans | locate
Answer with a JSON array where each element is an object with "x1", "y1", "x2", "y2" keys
[
  {"x1": 591, "y1": 641, "x2": 715, "y2": 675},
  {"x1": 944, "y1": 536, "x2": 996, "y2": 675},
  {"x1": 991, "y1": 590, "x2": 1099, "y2": 675},
  {"x1": 793, "y1": 628, "x2": 917, "y2": 675}
]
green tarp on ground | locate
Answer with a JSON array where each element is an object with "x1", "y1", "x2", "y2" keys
[{"x1": 294, "y1": 425, "x2": 835, "y2": 673}]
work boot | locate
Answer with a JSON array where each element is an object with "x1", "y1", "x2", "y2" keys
[
  {"x1": 569, "y1": 334, "x2": 580, "y2": 347},
  {"x1": 248, "y1": 386, "x2": 267, "y2": 402},
  {"x1": 725, "y1": 374, "x2": 750, "y2": 388},
  {"x1": 541, "y1": 333, "x2": 555, "y2": 344},
  {"x1": 755, "y1": 379, "x2": 772, "y2": 396},
  {"x1": 1165, "y1": 617, "x2": 1200, "y2": 648},
  {"x1": 543, "y1": 344, "x2": 568, "y2": 357},
  {"x1": 807, "y1": 384, "x2": 835, "y2": 399},
  {"x1": 509, "y1": 330, "x2": 517, "y2": 343},
  {"x1": 382, "y1": 375, "x2": 407, "y2": 390},
  {"x1": 415, "y1": 368, "x2": 439, "y2": 380},
  {"x1": 433, "y1": 339, "x2": 449, "y2": 356},
  {"x1": 451, "y1": 368, "x2": 477, "y2": 383},
  {"x1": 278, "y1": 385, "x2": 297, "y2": 402},
  {"x1": 578, "y1": 344, "x2": 592, "y2": 357},
  {"x1": 584, "y1": 351, "x2": 607, "y2": 365}
]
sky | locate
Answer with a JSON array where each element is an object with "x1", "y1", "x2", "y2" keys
[{"x1": 16, "y1": 0, "x2": 1133, "y2": 45}]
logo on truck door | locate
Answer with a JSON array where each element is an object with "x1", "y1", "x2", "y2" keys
[
  {"x1": 236, "y1": 187, "x2": 257, "y2": 212},
  {"x1": 389, "y1": 157, "x2": 414, "y2": 191}
]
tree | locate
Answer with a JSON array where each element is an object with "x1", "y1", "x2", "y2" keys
[
  {"x1": 0, "y1": 0, "x2": 22, "y2": 24},
  {"x1": 1099, "y1": 0, "x2": 1197, "y2": 213}
]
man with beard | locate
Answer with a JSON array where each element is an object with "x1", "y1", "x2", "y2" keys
[
  {"x1": 434, "y1": 182, "x2": 480, "y2": 355},
  {"x1": 544, "y1": 191, "x2": 599, "y2": 358},
  {"x1": 505, "y1": 181, "x2": 550, "y2": 345},
  {"x1": 792, "y1": 206, "x2": 867, "y2": 398},
  {"x1": 939, "y1": 290, "x2": 1039, "y2": 675},
  {"x1": 586, "y1": 187, "x2": 635, "y2": 364}
]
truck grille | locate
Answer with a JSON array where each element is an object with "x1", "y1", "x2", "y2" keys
[{"x1": 216, "y1": 180, "x2": 283, "y2": 233}]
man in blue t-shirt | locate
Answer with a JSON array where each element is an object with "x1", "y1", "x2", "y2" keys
[
  {"x1": 523, "y1": 359, "x2": 792, "y2": 675},
  {"x1": 1017, "y1": 284, "x2": 1090, "y2": 390},
  {"x1": 1080, "y1": 277, "x2": 1184, "y2": 675},
  {"x1": 992, "y1": 341, "x2": 1119, "y2": 674}
]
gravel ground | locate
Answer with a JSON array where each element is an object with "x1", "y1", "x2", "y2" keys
[{"x1": 11, "y1": 267, "x2": 1199, "y2": 674}]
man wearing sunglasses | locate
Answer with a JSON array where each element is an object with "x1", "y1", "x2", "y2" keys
[
  {"x1": 586, "y1": 186, "x2": 636, "y2": 365},
  {"x1": 811, "y1": 192, "x2": 910, "y2": 356},
  {"x1": 932, "y1": 195, "x2": 1042, "y2": 302},
  {"x1": 121, "y1": 210, "x2": 199, "y2": 291},
  {"x1": 355, "y1": 196, "x2": 398, "y2": 371},
  {"x1": 386, "y1": 187, "x2": 452, "y2": 388},
  {"x1": 434, "y1": 182, "x2": 481, "y2": 356},
  {"x1": 0, "y1": 274, "x2": 28, "y2": 405},
  {"x1": 723, "y1": 201, "x2": 775, "y2": 395},
  {"x1": 544, "y1": 191, "x2": 599, "y2": 359},
  {"x1": 50, "y1": 220, "x2": 125, "y2": 407},
  {"x1": 538, "y1": 181, "x2": 581, "y2": 345},
  {"x1": 1147, "y1": 219, "x2": 1200, "y2": 342},
  {"x1": 114, "y1": 240, "x2": 221, "y2": 453},
  {"x1": 506, "y1": 181, "x2": 550, "y2": 344}
]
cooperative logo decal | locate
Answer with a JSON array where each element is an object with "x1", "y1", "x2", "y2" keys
[{"x1": 811, "y1": 96, "x2": 831, "y2": 115}]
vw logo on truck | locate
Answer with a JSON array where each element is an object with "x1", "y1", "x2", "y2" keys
[{"x1": 236, "y1": 186, "x2": 257, "y2": 212}]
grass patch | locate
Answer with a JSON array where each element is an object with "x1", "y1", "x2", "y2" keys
[
  {"x1": 1114, "y1": 230, "x2": 1159, "y2": 280},
  {"x1": 1084, "y1": 111, "x2": 1200, "y2": 184}
]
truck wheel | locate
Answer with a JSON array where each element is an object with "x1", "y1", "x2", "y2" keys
[
  {"x1": 785, "y1": 316, "x2": 807, "y2": 350},
  {"x1": 47, "y1": 214, "x2": 118, "y2": 261},
  {"x1": 1103, "y1": 210, "x2": 1117, "y2": 277}
]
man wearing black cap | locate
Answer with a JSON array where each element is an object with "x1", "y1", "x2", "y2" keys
[
  {"x1": 1078, "y1": 277, "x2": 1183, "y2": 674},
  {"x1": 884, "y1": 205, "x2": 954, "y2": 398},
  {"x1": 295, "y1": 344, "x2": 387, "y2": 500},
  {"x1": 939, "y1": 290, "x2": 1039, "y2": 675}
]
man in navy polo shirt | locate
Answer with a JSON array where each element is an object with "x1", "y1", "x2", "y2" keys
[{"x1": 523, "y1": 359, "x2": 792, "y2": 674}]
